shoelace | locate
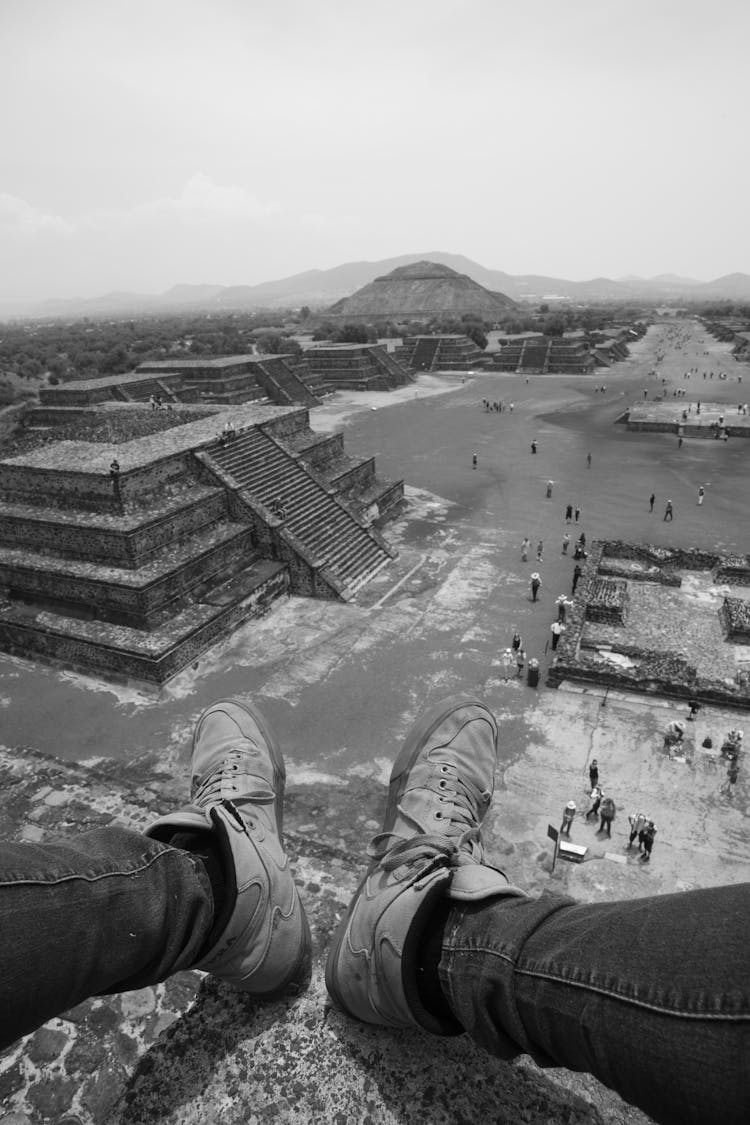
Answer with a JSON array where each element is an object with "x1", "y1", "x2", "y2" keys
[
  {"x1": 369, "y1": 828, "x2": 481, "y2": 874},
  {"x1": 192, "y1": 744, "x2": 276, "y2": 808},
  {"x1": 369, "y1": 765, "x2": 490, "y2": 869}
]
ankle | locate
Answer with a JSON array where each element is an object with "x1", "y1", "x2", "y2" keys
[
  {"x1": 416, "y1": 900, "x2": 456, "y2": 1027},
  {"x1": 169, "y1": 829, "x2": 229, "y2": 924}
]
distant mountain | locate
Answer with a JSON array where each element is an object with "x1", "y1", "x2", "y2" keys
[{"x1": 3, "y1": 256, "x2": 750, "y2": 321}]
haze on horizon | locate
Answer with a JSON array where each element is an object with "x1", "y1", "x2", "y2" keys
[{"x1": 2, "y1": 0, "x2": 749, "y2": 306}]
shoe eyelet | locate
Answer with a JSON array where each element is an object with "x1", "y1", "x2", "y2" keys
[
  {"x1": 439, "y1": 779, "x2": 448, "y2": 789},
  {"x1": 440, "y1": 765, "x2": 450, "y2": 773},
  {"x1": 434, "y1": 811, "x2": 443, "y2": 819}
]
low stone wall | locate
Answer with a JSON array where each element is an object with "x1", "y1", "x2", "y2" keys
[
  {"x1": 585, "y1": 577, "x2": 629, "y2": 624},
  {"x1": 0, "y1": 526, "x2": 255, "y2": 629},
  {"x1": 372, "y1": 480, "x2": 405, "y2": 525},
  {"x1": 0, "y1": 563, "x2": 289, "y2": 683},
  {"x1": 0, "y1": 453, "x2": 198, "y2": 515},
  {"x1": 721, "y1": 597, "x2": 750, "y2": 643},
  {"x1": 0, "y1": 491, "x2": 227, "y2": 568},
  {"x1": 261, "y1": 409, "x2": 310, "y2": 443},
  {"x1": 330, "y1": 457, "x2": 376, "y2": 496},
  {"x1": 548, "y1": 539, "x2": 750, "y2": 709},
  {"x1": 296, "y1": 432, "x2": 345, "y2": 470}
]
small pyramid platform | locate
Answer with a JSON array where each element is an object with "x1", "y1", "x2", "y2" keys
[{"x1": 0, "y1": 404, "x2": 402, "y2": 683}]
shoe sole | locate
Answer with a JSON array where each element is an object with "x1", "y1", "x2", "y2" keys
[
  {"x1": 193, "y1": 697, "x2": 286, "y2": 836},
  {"x1": 325, "y1": 695, "x2": 496, "y2": 1016}
]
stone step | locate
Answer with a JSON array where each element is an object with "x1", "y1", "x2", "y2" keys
[{"x1": 0, "y1": 521, "x2": 255, "y2": 629}]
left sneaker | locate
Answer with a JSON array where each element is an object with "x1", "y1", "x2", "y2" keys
[{"x1": 147, "y1": 698, "x2": 311, "y2": 998}]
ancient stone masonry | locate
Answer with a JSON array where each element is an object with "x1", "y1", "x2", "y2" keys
[
  {"x1": 0, "y1": 403, "x2": 402, "y2": 683},
  {"x1": 325, "y1": 259, "x2": 517, "y2": 321},
  {"x1": 300, "y1": 343, "x2": 412, "y2": 393},
  {"x1": 38, "y1": 354, "x2": 321, "y2": 414},
  {"x1": 395, "y1": 334, "x2": 484, "y2": 372},
  {"x1": 548, "y1": 540, "x2": 750, "y2": 710}
]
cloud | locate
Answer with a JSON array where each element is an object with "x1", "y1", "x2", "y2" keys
[
  {"x1": 0, "y1": 193, "x2": 73, "y2": 237},
  {"x1": 84, "y1": 174, "x2": 280, "y2": 232}
]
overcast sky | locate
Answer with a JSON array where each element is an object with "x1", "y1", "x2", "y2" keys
[{"x1": 2, "y1": 0, "x2": 748, "y2": 302}]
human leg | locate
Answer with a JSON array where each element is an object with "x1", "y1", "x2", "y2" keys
[
  {"x1": 0, "y1": 828, "x2": 213, "y2": 1049},
  {"x1": 1, "y1": 698, "x2": 310, "y2": 1051},
  {"x1": 438, "y1": 884, "x2": 750, "y2": 1125},
  {"x1": 326, "y1": 697, "x2": 750, "y2": 1125}
]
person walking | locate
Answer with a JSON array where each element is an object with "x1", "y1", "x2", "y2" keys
[
  {"x1": 515, "y1": 648, "x2": 526, "y2": 678},
  {"x1": 663, "y1": 499, "x2": 674, "y2": 521},
  {"x1": 588, "y1": 759, "x2": 599, "y2": 790},
  {"x1": 511, "y1": 631, "x2": 522, "y2": 654},
  {"x1": 649, "y1": 492, "x2": 655, "y2": 512},
  {"x1": 565, "y1": 504, "x2": 573, "y2": 523},
  {"x1": 599, "y1": 795, "x2": 616, "y2": 837},
  {"x1": 531, "y1": 439, "x2": 537, "y2": 454},
  {"x1": 521, "y1": 537, "x2": 530, "y2": 562},
  {"x1": 587, "y1": 452, "x2": 592, "y2": 468},
  {"x1": 629, "y1": 811, "x2": 648, "y2": 849},
  {"x1": 472, "y1": 453, "x2": 477, "y2": 470},
  {"x1": 536, "y1": 540, "x2": 544, "y2": 563},
  {"x1": 586, "y1": 785, "x2": 603, "y2": 820},
  {"x1": 562, "y1": 532, "x2": 570, "y2": 555},
  {"x1": 724, "y1": 759, "x2": 740, "y2": 797},
  {"x1": 530, "y1": 572, "x2": 541, "y2": 602},
  {"x1": 640, "y1": 820, "x2": 657, "y2": 860},
  {"x1": 546, "y1": 480, "x2": 554, "y2": 499},
  {"x1": 572, "y1": 564, "x2": 583, "y2": 594},
  {"x1": 698, "y1": 485, "x2": 705, "y2": 506},
  {"x1": 556, "y1": 594, "x2": 569, "y2": 622},
  {"x1": 550, "y1": 621, "x2": 565, "y2": 651}
]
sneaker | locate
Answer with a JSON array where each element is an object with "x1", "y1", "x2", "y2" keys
[
  {"x1": 325, "y1": 696, "x2": 524, "y2": 1032},
  {"x1": 147, "y1": 698, "x2": 311, "y2": 998}
]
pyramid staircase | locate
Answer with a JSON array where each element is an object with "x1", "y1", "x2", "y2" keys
[
  {"x1": 205, "y1": 427, "x2": 393, "y2": 597},
  {"x1": 409, "y1": 337, "x2": 441, "y2": 371}
]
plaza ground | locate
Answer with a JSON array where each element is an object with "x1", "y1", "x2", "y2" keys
[{"x1": 1, "y1": 318, "x2": 748, "y2": 1124}]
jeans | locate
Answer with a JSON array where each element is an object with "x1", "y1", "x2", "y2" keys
[
  {"x1": 2, "y1": 831, "x2": 749, "y2": 1125},
  {"x1": 0, "y1": 828, "x2": 214, "y2": 1050},
  {"x1": 439, "y1": 884, "x2": 750, "y2": 1125}
]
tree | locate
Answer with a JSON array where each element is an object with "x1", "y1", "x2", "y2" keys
[
  {"x1": 335, "y1": 323, "x2": 370, "y2": 344},
  {"x1": 465, "y1": 324, "x2": 488, "y2": 350},
  {"x1": 542, "y1": 315, "x2": 566, "y2": 338}
]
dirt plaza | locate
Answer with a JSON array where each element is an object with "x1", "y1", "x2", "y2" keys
[{"x1": 1, "y1": 318, "x2": 749, "y2": 1124}]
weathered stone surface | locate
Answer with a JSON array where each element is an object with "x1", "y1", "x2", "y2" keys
[{"x1": 26, "y1": 1028, "x2": 68, "y2": 1063}]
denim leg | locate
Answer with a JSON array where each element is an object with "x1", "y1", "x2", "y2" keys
[
  {"x1": 439, "y1": 884, "x2": 750, "y2": 1125},
  {"x1": 0, "y1": 828, "x2": 214, "y2": 1049}
]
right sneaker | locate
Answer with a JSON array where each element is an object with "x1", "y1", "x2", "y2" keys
[
  {"x1": 325, "y1": 696, "x2": 525, "y2": 1033},
  {"x1": 147, "y1": 698, "x2": 311, "y2": 998}
]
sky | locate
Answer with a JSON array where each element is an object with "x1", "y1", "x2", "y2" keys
[{"x1": 2, "y1": 0, "x2": 749, "y2": 303}]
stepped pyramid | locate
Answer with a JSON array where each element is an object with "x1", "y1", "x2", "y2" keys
[
  {"x1": 0, "y1": 404, "x2": 401, "y2": 683},
  {"x1": 327, "y1": 260, "x2": 517, "y2": 321}
]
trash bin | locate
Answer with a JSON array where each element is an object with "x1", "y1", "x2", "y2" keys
[{"x1": 527, "y1": 659, "x2": 540, "y2": 688}]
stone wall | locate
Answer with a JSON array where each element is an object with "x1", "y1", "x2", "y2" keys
[
  {"x1": 548, "y1": 539, "x2": 750, "y2": 710},
  {"x1": 0, "y1": 491, "x2": 228, "y2": 568},
  {"x1": 0, "y1": 564, "x2": 289, "y2": 683},
  {"x1": 0, "y1": 526, "x2": 255, "y2": 629}
]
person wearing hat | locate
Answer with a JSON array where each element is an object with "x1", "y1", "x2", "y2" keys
[
  {"x1": 530, "y1": 573, "x2": 541, "y2": 602},
  {"x1": 665, "y1": 719, "x2": 685, "y2": 749},
  {"x1": 561, "y1": 800, "x2": 576, "y2": 837}
]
